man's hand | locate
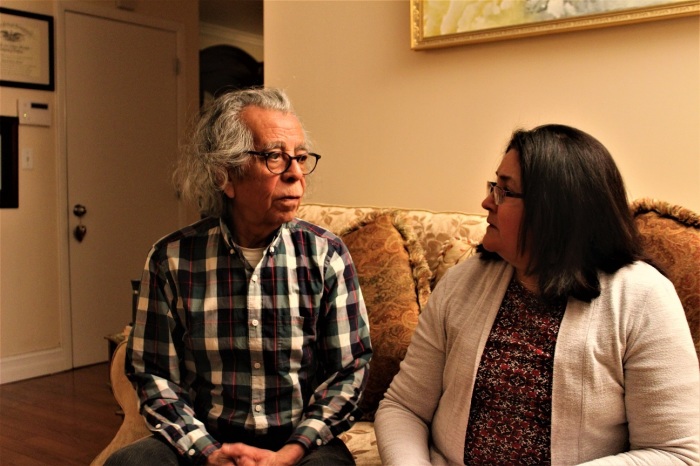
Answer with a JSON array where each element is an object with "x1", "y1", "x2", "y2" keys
[
  {"x1": 205, "y1": 446, "x2": 237, "y2": 466},
  {"x1": 206, "y1": 443, "x2": 305, "y2": 466}
]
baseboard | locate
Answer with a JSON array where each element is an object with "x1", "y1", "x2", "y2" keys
[{"x1": 0, "y1": 346, "x2": 72, "y2": 385}]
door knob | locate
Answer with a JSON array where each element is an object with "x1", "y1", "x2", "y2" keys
[
  {"x1": 73, "y1": 204, "x2": 87, "y2": 217},
  {"x1": 73, "y1": 204, "x2": 87, "y2": 242},
  {"x1": 74, "y1": 224, "x2": 87, "y2": 242}
]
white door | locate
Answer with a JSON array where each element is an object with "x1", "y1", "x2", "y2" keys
[{"x1": 65, "y1": 10, "x2": 182, "y2": 367}]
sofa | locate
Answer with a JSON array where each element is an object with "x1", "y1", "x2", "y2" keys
[{"x1": 92, "y1": 199, "x2": 700, "y2": 466}]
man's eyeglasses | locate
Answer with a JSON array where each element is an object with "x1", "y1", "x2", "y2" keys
[
  {"x1": 487, "y1": 181, "x2": 523, "y2": 205},
  {"x1": 247, "y1": 151, "x2": 321, "y2": 175}
]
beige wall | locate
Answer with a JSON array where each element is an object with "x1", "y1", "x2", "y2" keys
[
  {"x1": 0, "y1": 0, "x2": 199, "y2": 381},
  {"x1": 265, "y1": 1, "x2": 700, "y2": 215},
  {"x1": 0, "y1": 1, "x2": 60, "y2": 363},
  {"x1": 1, "y1": 0, "x2": 697, "y2": 382}
]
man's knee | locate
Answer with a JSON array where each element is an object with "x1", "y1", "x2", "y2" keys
[
  {"x1": 298, "y1": 437, "x2": 355, "y2": 466},
  {"x1": 104, "y1": 436, "x2": 181, "y2": 466}
]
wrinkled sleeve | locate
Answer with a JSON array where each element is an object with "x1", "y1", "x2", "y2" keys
[
  {"x1": 289, "y1": 240, "x2": 373, "y2": 450},
  {"x1": 126, "y1": 245, "x2": 219, "y2": 465}
]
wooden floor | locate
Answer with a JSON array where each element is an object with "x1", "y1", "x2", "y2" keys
[{"x1": 0, "y1": 363, "x2": 122, "y2": 465}]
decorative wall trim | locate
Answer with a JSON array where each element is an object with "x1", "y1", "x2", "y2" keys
[
  {"x1": 0, "y1": 346, "x2": 71, "y2": 385},
  {"x1": 200, "y1": 22, "x2": 263, "y2": 49}
]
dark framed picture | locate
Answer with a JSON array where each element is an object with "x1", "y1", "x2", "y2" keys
[
  {"x1": 1, "y1": 116, "x2": 19, "y2": 208},
  {"x1": 0, "y1": 7, "x2": 55, "y2": 91}
]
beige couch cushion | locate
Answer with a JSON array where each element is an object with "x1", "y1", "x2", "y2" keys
[
  {"x1": 432, "y1": 236, "x2": 480, "y2": 287},
  {"x1": 339, "y1": 211, "x2": 431, "y2": 421},
  {"x1": 297, "y1": 203, "x2": 487, "y2": 282},
  {"x1": 337, "y1": 421, "x2": 379, "y2": 465},
  {"x1": 398, "y1": 209, "x2": 487, "y2": 280}
]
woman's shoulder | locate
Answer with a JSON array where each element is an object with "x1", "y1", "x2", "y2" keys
[
  {"x1": 438, "y1": 255, "x2": 508, "y2": 285},
  {"x1": 431, "y1": 256, "x2": 512, "y2": 309},
  {"x1": 601, "y1": 260, "x2": 673, "y2": 290},
  {"x1": 597, "y1": 261, "x2": 682, "y2": 316}
]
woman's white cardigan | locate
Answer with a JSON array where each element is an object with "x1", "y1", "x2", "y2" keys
[{"x1": 375, "y1": 258, "x2": 699, "y2": 465}]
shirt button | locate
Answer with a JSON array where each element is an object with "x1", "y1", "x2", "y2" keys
[
  {"x1": 315, "y1": 439, "x2": 323, "y2": 446},
  {"x1": 155, "y1": 423, "x2": 162, "y2": 429},
  {"x1": 255, "y1": 405, "x2": 262, "y2": 412},
  {"x1": 269, "y1": 246, "x2": 275, "y2": 253},
  {"x1": 188, "y1": 449, "x2": 196, "y2": 456},
  {"x1": 251, "y1": 319, "x2": 259, "y2": 327},
  {"x1": 230, "y1": 248, "x2": 235, "y2": 254},
  {"x1": 251, "y1": 274, "x2": 258, "y2": 282},
  {"x1": 349, "y1": 416, "x2": 354, "y2": 422},
  {"x1": 253, "y1": 362, "x2": 261, "y2": 369}
]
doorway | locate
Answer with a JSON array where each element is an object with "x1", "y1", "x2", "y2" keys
[{"x1": 62, "y1": 7, "x2": 184, "y2": 367}]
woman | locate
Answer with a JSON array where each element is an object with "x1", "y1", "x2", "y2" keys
[{"x1": 375, "y1": 124, "x2": 699, "y2": 465}]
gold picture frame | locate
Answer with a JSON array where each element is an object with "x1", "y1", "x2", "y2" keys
[{"x1": 411, "y1": 0, "x2": 700, "y2": 50}]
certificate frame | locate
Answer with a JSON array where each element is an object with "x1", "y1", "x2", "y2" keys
[
  {"x1": 0, "y1": 116, "x2": 19, "y2": 209},
  {"x1": 0, "y1": 7, "x2": 55, "y2": 91},
  {"x1": 411, "y1": 0, "x2": 700, "y2": 50}
]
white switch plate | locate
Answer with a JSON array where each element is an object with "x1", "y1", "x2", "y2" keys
[
  {"x1": 22, "y1": 148, "x2": 34, "y2": 170},
  {"x1": 18, "y1": 99, "x2": 52, "y2": 126}
]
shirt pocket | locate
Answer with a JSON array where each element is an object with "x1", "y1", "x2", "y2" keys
[{"x1": 263, "y1": 315, "x2": 309, "y2": 375}]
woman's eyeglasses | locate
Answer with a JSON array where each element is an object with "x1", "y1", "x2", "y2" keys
[{"x1": 487, "y1": 181, "x2": 523, "y2": 205}]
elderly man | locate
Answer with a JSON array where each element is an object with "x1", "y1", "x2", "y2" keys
[{"x1": 106, "y1": 88, "x2": 372, "y2": 466}]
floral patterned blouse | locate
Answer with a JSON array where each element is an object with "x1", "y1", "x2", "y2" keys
[{"x1": 464, "y1": 279, "x2": 566, "y2": 465}]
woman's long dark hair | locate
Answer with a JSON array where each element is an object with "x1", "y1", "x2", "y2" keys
[{"x1": 481, "y1": 124, "x2": 645, "y2": 302}]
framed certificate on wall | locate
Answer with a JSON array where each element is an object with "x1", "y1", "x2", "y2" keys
[{"x1": 0, "y1": 7, "x2": 55, "y2": 91}]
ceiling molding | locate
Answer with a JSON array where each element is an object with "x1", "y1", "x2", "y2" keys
[{"x1": 200, "y1": 22, "x2": 264, "y2": 48}]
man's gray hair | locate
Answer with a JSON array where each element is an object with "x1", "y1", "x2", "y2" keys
[{"x1": 173, "y1": 87, "x2": 305, "y2": 217}]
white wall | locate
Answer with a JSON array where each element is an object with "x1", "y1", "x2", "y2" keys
[{"x1": 265, "y1": 1, "x2": 700, "y2": 215}]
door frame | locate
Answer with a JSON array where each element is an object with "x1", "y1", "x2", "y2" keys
[{"x1": 54, "y1": 3, "x2": 186, "y2": 371}]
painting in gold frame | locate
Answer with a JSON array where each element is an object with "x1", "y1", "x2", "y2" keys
[{"x1": 411, "y1": 0, "x2": 700, "y2": 50}]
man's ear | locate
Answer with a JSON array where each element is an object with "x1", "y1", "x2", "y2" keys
[
  {"x1": 223, "y1": 179, "x2": 235, "y2": 199},
  {"x1": 221, "y1": 169, "x2": 235, "y2": 199}
]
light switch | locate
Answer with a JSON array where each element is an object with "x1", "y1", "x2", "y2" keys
[
  {"x1": 22, "y1": 148, "x2": 34, "y2": 170},
  {"x1": 18, "y1": 99, "x2": 52, "y2": 126}
]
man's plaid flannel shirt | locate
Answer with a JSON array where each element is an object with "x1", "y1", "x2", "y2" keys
[{"x1": 126, "y1": 216, "x2": 372, "y2": 464}]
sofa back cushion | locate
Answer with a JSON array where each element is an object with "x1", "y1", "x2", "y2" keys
[
  {"x1": 297, "y1": 203, "x2": 488, "y2": 289},
  {"x1": 396, "y1": 209, "x2": 487, "y2": 282},
  {"x1": 339, "y1": 211, "x2": 431, "y2": 420}
]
